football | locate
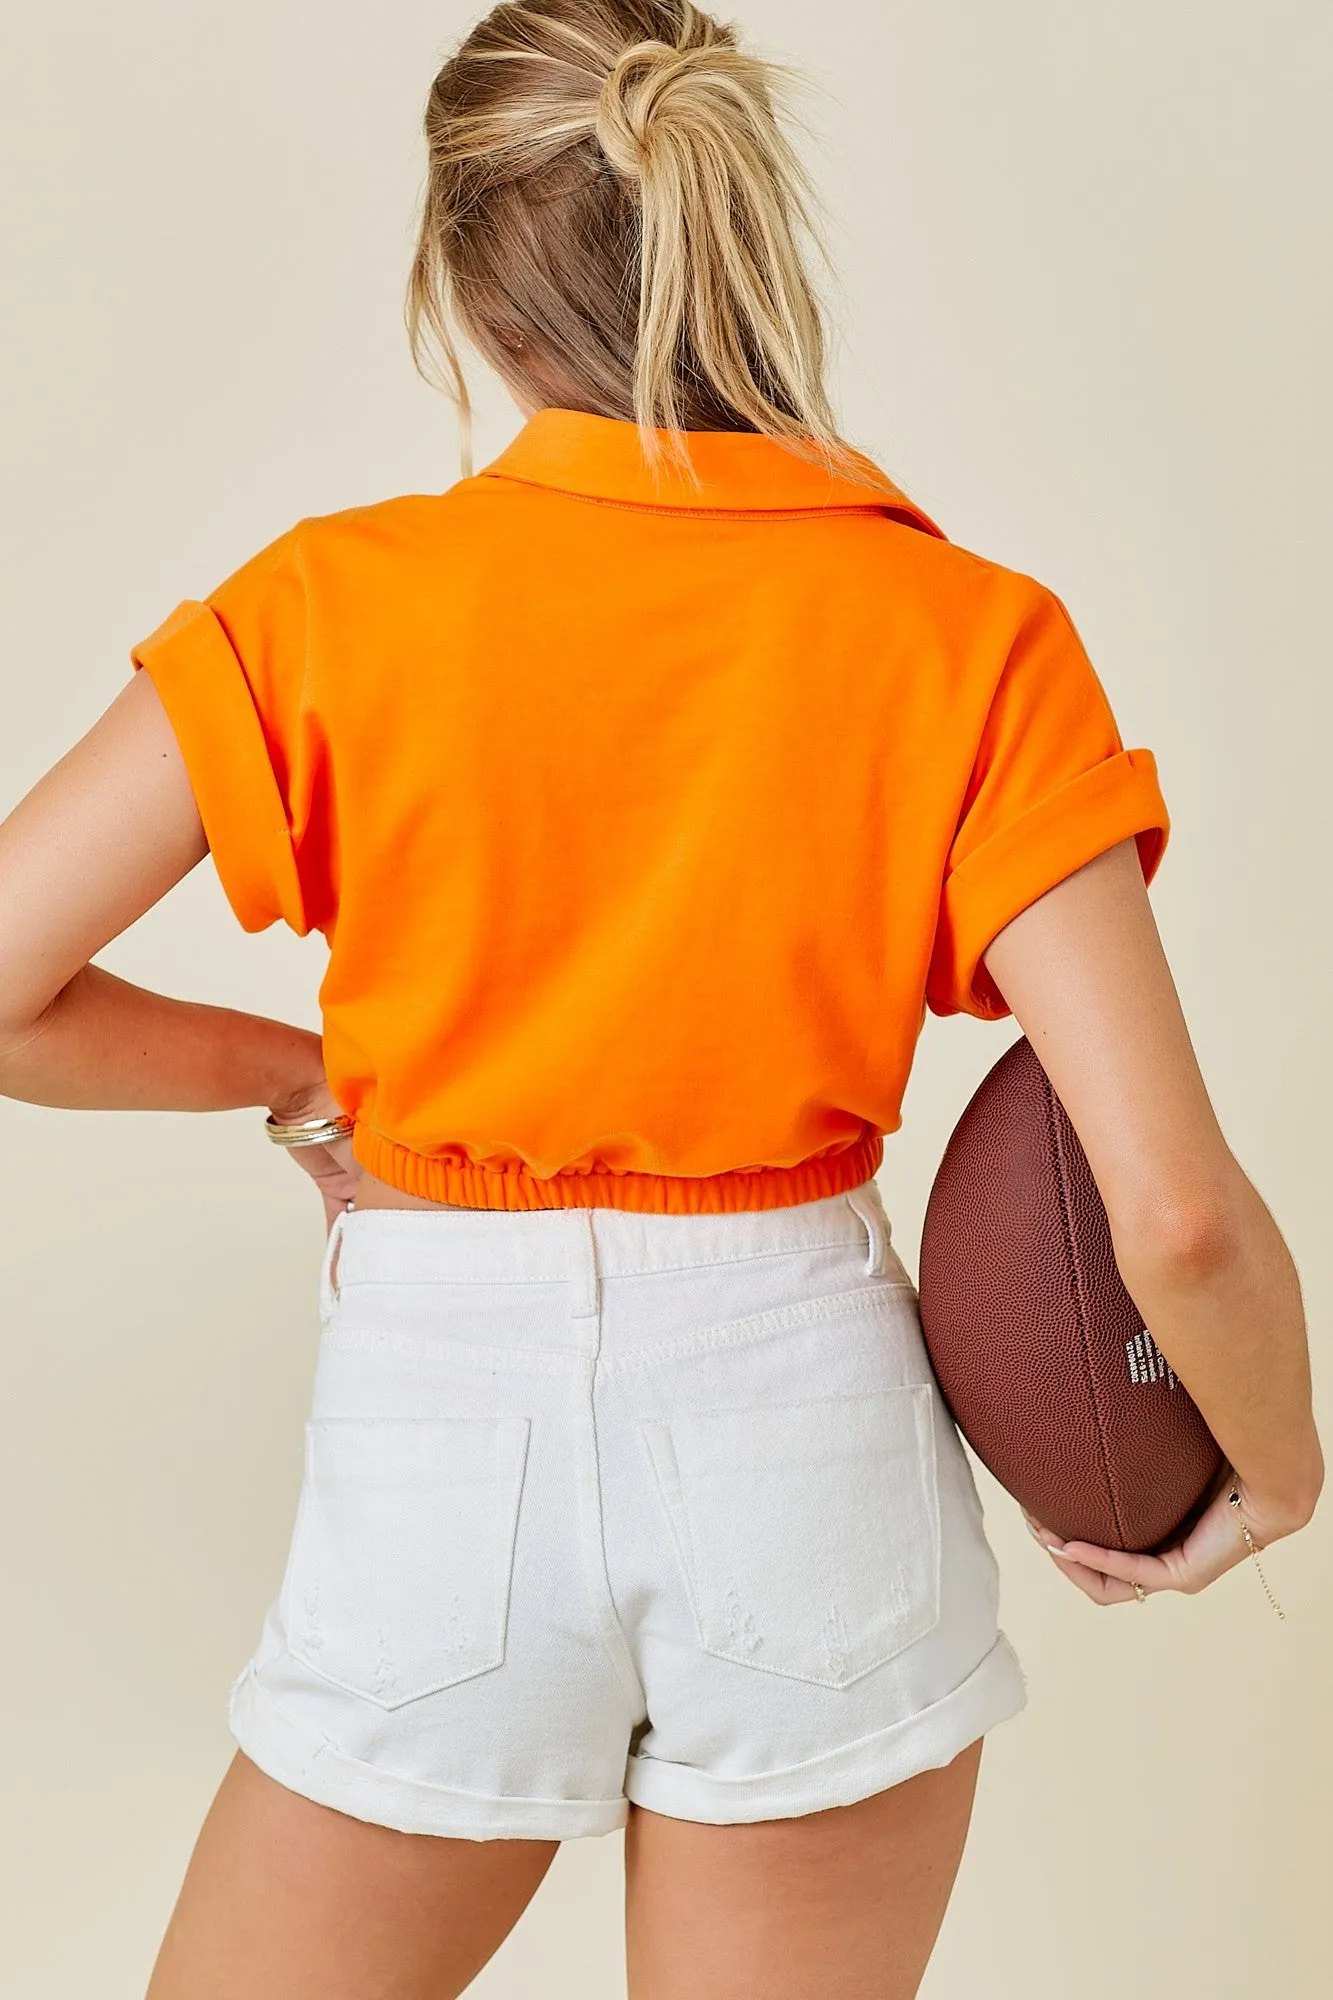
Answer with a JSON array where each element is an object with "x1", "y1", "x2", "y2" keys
[{"x1": 917, "y1": 1035, "x2": 1223, "y2": 1553}]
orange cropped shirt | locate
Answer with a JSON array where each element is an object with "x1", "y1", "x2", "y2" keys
[{"x1": 131, "y1": 407, "x2": 1169, "y2": 1213}]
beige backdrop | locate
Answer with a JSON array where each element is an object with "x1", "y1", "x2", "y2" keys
[{"x1": 2, "y1": 3, "x2": 1329, "y2": 1994}]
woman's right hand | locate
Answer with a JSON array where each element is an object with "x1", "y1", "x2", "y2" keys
[{"x1": 1023, "y1": 1446, "x2": 1323, "y2": 1606}]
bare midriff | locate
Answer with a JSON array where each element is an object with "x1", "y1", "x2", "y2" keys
[{"x1": 351, "y1": 1168, "x2": 493, "y2": 1213}]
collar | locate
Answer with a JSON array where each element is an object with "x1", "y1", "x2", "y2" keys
[{"x1": 477, "y1": 406, "x2": 945, "y2": 537}]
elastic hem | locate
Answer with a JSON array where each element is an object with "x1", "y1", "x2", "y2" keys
[
  {"x1": 228, "y1": 1667, "x2": 627, "y2": 1844},
  {"x1": 623, "y1": 1633, "x2": 1027, "y2": 1825},
  {"x1": 351, "y1": 1124, "x2": 885, "y2": 1215}
]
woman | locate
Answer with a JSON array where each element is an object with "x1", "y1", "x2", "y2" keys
[{"x1": 0, "y1": 2, "x2": 1320, "y2": 1994}]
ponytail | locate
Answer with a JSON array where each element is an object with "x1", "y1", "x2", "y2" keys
[{"x1": 408, "y1": 0, "x2": 874, "y2": 489}]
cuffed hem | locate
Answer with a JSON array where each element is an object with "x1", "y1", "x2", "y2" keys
[
  {"x1": 351, "y1": 1122, "x2": 886, "y2": 1215},
  {"x1": 928, "y1": 748, "x2": 1169, "y2": 1021},
  {"x1": 228, "y1": 1666, "x2": 628, "y2": 1843},
  {"x1": 131, "y1": 600, "x2": 307, "y2": 935},
  {"x1": 623, "y1": 1633, "x2": 1027, "y2": 1825}
]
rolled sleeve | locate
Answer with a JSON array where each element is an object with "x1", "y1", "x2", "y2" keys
[
  {"x1": 133, "y1": 600, "x2": 307, "y2": 933},
  {"x1": 929, "y1": 747, "x2": 1169, "y2": 1019},
  {"x1": 926, "y1": 581, "x2": 1170, "y2": 1020}
]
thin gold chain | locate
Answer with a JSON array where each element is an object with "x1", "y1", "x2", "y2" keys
[{"x1": 1230, "y1": 1490, "x2": 1287, "y2": 1622}]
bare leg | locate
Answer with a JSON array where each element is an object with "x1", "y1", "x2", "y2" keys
[
  {"x1": 623, "y1": 1739, "x2": 984, "y2": 2000},
  {"x1": 146, "y1": 1753, "x2": 559, "y2": 2000}
]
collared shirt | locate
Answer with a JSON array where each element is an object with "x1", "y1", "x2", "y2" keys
[{"x1": 132, "y1": 406, "x2": 1168, "y2": 1213}]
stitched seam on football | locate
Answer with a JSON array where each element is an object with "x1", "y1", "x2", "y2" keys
[{"x1": 1043, "y1": 1066, "x2": 1128, "y2": 1547}]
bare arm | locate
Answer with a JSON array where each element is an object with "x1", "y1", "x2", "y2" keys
[
  {"x1": 0, "y1": 671, "x2": 328, "y2": 1121},
  {"x1": 981, "y1": 838, "x2": 1322, "y2": 1598}
]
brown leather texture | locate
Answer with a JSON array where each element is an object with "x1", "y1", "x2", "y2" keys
[{"x1": 918, "y1": 1036, "x2": 1222, "y2": 1552}]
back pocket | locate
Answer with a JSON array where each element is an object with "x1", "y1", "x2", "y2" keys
[
  {"x1": 282, "y1": 1415, "x2": 531, "y2": 1708},
  {"x1": 640, "y1": 1388, "x2": 940, "y2": 1689}
]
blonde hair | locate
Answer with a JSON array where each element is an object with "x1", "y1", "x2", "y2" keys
[{"x1": 406, "y1": 0, "x2": 880, "y2": 488}]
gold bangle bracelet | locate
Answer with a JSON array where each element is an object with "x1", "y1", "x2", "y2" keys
[{"x1": 264, "y1": 1111, "x2": 355, "y2": 1148}]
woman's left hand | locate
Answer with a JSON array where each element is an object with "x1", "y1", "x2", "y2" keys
[
  {"x1": 267, "y1": 1076, "x2": 362, "y2": 1230},
  {"x1": 1022, "y1": 1462, "x2": 1309, "y2": 1606}
]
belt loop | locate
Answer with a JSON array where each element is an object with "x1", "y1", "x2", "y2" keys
[
  {"x1": 567, "y1": 1208, "x2": 599, "y2": 1320},
  {"x1": 845, "y1": 1180, "x2": 891, "y2": 1278},
  {"x1": 319, "y1": 1206, "x2": 350, "y2": 1323}
]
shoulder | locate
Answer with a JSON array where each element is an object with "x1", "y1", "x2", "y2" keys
[
  {"x1": 287, "y1": 479, "x2": 504, "y2": 563},
  {"x1": 850, "y1": 513, "x2": 1084, "y2": 704},
  {"x1": 194, "y1": 483, "x2": 500, "y2": 618},
  {"x1": 880, "y1": 514, "x2": 1070, "y2": 628}
]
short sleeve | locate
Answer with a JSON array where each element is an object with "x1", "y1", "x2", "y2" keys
[
  {"x1": 925, "y1": 581, "x2": 1170, "y2": 1021},
  {"x1": 130, "y1": 526, "x2": 326, "y2": 935}
]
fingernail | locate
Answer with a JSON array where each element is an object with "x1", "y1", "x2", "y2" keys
[{"x1": 1046, "y1": 1544, "x2": 1077, "y2": 1560}]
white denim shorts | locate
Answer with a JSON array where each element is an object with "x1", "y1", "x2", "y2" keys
[{"x1": 228, "y1": 1178, "x2": 1026, "y2": 1841}]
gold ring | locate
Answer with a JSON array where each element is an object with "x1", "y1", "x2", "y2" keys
[{"x1": 1132, "y1": 1582, "x2": 1147, "y2": 1604}]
